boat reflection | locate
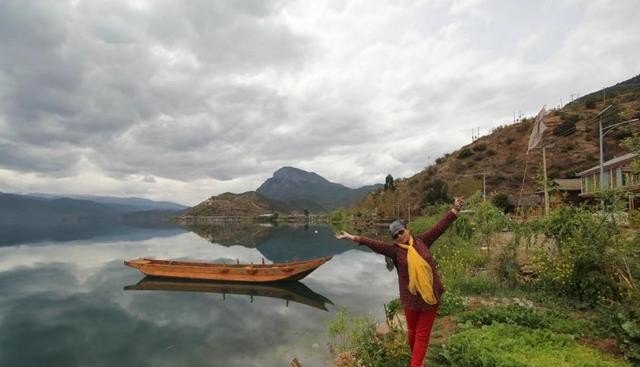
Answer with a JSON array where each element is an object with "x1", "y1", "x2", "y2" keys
[{"x1": 124, "y1": 277, "x2": 334, "y2": 311}]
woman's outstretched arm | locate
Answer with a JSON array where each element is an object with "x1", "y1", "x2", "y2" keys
[{"x1": 335, "y1": 230, "x2": 397, "y2": 258}]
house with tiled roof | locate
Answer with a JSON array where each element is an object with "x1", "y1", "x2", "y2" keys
[{"x1": 577, "y1": 152, "x2": 639, "y2": 209}]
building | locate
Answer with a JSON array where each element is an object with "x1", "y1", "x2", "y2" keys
[
  {"x1": 537, "y1": 178, "x2": 582, "y2": 206},
  {"x1": 577, "y1": 153, "x2": 640, "y2": 209}
]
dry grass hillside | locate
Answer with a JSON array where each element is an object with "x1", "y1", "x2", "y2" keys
[
  {"x1": 183, "y1": 192, "x2": 277, "y2": 217},
  {"x1": 355, "y1": 76, "x2": 640, "y2": 218}
]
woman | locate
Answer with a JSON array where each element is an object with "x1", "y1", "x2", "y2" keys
[{"x1": 335, "y1": 197, "x2": 464, "y2": 367}]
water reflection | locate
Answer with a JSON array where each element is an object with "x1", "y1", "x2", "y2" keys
[
  {"x1": 185, "y1": 222, "x2": 273, "y2": 247},
  {"x1": 0, "y1": 224, "x2": 398, "y2": 367},
  {"x1": 184, "y1": 222, "x2": 363, "y2": 262},
  {"x1": 125, "y1": 277, "x2": 334, "y2": 311}
]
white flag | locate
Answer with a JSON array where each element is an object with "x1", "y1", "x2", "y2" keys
[{"x1": 527, "y1": 106, "x2": 547, "y2": 153}]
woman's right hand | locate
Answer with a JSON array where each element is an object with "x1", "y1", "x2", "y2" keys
[
  {"x1": 453, "y1": 197, "x2": 465, "y2": 211},
  {"x1": 335, "y1": 230, "x2": 355, "y2": 241}
]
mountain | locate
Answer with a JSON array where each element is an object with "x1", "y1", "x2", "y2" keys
[
  {"x1": 181, "y1": 191, "x2": 285, "y2": 217},
  {"x1": 0, "y1": 193, "x2": 185, "y2": 246},
  {"x1": 256, "y1": 167, "x2": 383, "y2": 212},
  {"x1": 27, "y1": 193, "x2": 186, "y2": 212},
  {"x1": 354, "y1": 73, "x2": 640, "y2": 218},
  {"x1": 0, "y1": 193, "x2": 119, "y2": 226}
]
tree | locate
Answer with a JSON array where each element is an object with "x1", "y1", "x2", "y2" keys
[
  {"x1": 492, "y1": 193, "x2": 514, "y2": 213},
  {"x1": 384, "y1": 174, "x2": 396, "y2": 191},
  {"x1": 422, "y1": 179, "x2": 451, "y2": 206}
]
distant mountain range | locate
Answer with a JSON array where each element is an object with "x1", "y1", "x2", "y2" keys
[
  {"x1": 26, "y1": 193, "x2": 186, "y2": 212},
  {"x1": 182, "y1": 167, "x2": 383, "y2": 217},
  {"x1": 0, "y1": 192, "x2": 187, "y2": 246}
]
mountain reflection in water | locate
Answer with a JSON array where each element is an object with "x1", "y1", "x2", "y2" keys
[
  {"x1": 184, "y1": 222, "x2": 363, "y2": 262},
  {"x1": 125, "y1": 277, "x2": 334, "y2": 311}
]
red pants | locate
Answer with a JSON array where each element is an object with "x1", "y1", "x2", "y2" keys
[{"x1": 404, "y1": 306, "x2": 438, "y2": 367}]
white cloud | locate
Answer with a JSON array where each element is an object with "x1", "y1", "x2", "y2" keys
[{"x1": 0, "y1": 0, "x2": 638, "y2": 205}]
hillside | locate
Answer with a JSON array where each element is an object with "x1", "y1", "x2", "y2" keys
[
  {"x1": 354, "y1": 74, "x2": 640, "y2": 218},
  {"x1": 182, "y1": 191, "x2": 285, "y2": 217}
]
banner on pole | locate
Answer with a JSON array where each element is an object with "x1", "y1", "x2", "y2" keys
[{"x1": 527, "y1": 106, "x2": 548, "y2": 154}]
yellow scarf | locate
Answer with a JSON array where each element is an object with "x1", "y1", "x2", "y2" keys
[{"x1": 396, "y1": 236, "x2": 437, "y2": 305}]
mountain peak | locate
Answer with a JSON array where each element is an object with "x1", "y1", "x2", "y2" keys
[
  {"x1": 256, "y1": 167, "x2": 381, "y2": 212},
  {"x1": 271, "y1": 167, "x2": 329, "y2": 184}
]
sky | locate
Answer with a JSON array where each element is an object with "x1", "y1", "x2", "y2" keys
[{"x1": 1, "y1": 0, "x2": 639, "y2": 206}]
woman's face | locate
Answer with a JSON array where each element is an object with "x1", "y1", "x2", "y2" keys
[{"x1": 393, "y1": 228, "x2": 410, "y2": 244}]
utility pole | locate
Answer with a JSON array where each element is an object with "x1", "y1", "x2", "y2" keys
[
  {"x1": 542, "y1": 146, "x2": 549, "y2": 216},
  {"x1": 597, "y1": 105, "x2": 613, "y2": 191},
  {"x1": 483, "y1": 172, "x2": 486, "y2": 202},
  {"x1": 455, "y1": 172, "x2": 488, "y2": 201}
]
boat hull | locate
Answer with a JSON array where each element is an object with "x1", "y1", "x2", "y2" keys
[{"x1": 124, "y1": 256, "x2": 332, "y2": 282}]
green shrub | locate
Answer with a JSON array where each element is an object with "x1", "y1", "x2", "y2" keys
[
  {"x1": 494, "y1": 242, "x2": 521, "y2": 286},
  {"x1": 385, "y1": 298, "x2": 402, "y2": 320},
  {"x1": 433, "y1": 237, "x2": 488, "y2": 284},
  {"x1": 469, "y1": 200, "x2": 509, "y2": 251},
  {"x1": 617, "y1": 309, "x2": 640, "y2": 365},
  {"x1": 531, "y1": 206, "x2": 622, "y2": 306},
  {"x1": 492, "y1": 193, "x2": 514, "y2": 213},
  {"x1": 554, "y1": 120, "x2": 577, "y2": 136},
  {"x1": 439, "y1": 323, "x2": 631, "y2": 367},
  {"x1": 438, "y1": 291, "x2": 465, "y2": 316},
  {"x1": 422, "y1": 179, "x2": 452, "y2": 206},
  {"x1": 456, "y1": 305, "x2": 591, "y2": 336},
  {"x1": 328, "y1": 308, "x2": 410, "y2": 367},
  {"x1": 473, "y1": 143, "x2": 487, "y2": 152},
  {"x1": 452, "y1": 275, "x2": 499, "y2": 295},
  {"x1": 458, "y1": 148, "x2": 474, "y2": 159}
]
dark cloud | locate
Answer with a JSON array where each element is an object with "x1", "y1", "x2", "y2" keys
[{"x1": 0, "y1": 0, "x2": 309, "y2": 181}]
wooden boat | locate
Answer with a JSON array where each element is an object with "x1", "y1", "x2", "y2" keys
[
  {"x1": 124, "y1": 256, "x2": 332, "y2": 282},
  {"x1": 124, "y1": 277, "x2": 333, "y2": 311}
]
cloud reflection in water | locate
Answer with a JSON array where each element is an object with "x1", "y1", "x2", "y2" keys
[{"x1": 0, "y1": 225, "x2": 399, "y2": 367}]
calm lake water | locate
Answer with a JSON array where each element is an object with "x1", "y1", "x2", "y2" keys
[{"x1": 0, "y1": 223, "x2": 398, "y2": 367}]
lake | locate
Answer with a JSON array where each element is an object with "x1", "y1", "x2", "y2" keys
[{"x1": 0, "y1": 223, "x2": 398, "y2": 367}]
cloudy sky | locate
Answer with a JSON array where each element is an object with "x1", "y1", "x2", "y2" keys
[{"x1": 1, "y1": 0, "x2": 639, "y2": 205}]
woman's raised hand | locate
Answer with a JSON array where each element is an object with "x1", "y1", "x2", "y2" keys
[{"x1": 453, "y1": 197, "x2": 465, "y2": 211}]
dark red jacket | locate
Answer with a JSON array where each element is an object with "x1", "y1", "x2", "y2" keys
[{"x1": 356, "y1": 211, "x2": 457, "y2": 311}]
